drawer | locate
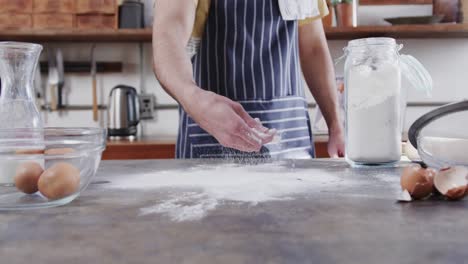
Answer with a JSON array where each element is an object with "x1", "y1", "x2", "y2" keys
[
  {"x1": 76, "y1": 14, "x2": 117, "y2": 29},
  {"x1": 33, "y1": 0, "x2": 75, "y2": 13},
  {"x1": 0, "y1": 14, "x2": 32, "y2": 29},
  {"x1": 0, "y1": 0, "x2": 33, "y2": 13},
  {"x1": 76, "y1": 0, "x2": 117, "y2": 15},
  {"x1": 33, "y1": 14, "x2": 75, "y2": 29}
]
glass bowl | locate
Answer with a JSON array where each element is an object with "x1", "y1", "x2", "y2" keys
[
  {"x1": 409, "y1": 101, "x2": 468, "y2": 169},
  {"x1": 0, "y1": 127, "x2": 106, "y2": 210}
]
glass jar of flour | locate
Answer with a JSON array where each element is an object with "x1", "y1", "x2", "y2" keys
[{"x1": 341, "y1": 38, "x2": 432, "y2": 167}]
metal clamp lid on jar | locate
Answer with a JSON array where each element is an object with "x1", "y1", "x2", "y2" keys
[
  {"x1": 335, "y1": 38, "x2": 433, "y2": 97},
  {"x1": 335, "y1": 37, "x2": 403, "y2": 63},
  {"x1": 346, "y1": 37, "x2": 402, "y2": 50}
]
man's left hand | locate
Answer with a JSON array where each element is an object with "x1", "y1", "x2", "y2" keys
[{"x1": 327, "y1": 125, "x2": 345, "y2": 158}]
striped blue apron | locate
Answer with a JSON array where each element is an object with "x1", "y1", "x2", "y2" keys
[{"x1": 177, "y1": 0, "x2": 315, "y2": 159}]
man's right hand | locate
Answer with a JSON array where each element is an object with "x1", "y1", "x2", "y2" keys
[{"x1": 183, "y1": 89, "x2": 275, "y2": 153}]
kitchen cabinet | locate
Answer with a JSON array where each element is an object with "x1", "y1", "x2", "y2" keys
[
  {"x1": 0, "y1": 14, "x2": 32, "y2": 29},
  {"x1": 103, "y1": 136, "x2": 331, "y2": 160},
  {"x1": 32, "y1": 14, "x2": 75, "y2": 29},
  {"x1": 0, "y1": 0, "x2": 33, "y2": 13},
  {"x1": 33, "y1": 0, "x2": 76, "y2": 13},
  {"x1": 75, "y1": 0, "x2": 117, "y2": 14},
  {"x1": 103, "y1": 137, "x2": 176, "y2": 160},
  {"x1": 76, "y1": 14, "x2": 117, "y2": 29}
]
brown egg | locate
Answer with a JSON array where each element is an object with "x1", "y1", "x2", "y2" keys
[
  {"x1": 400, "y1": 164, "x2": 435, "y2": 200},
  {"x1": 14, "y1": 162, "x2": 44, "y2": 194},
  {"x1": 44, "y1": 148, "x2": 75, "y2": 155},
  {"x1": 38, "y1": 162, "x2": 80, "y2": 200},
  {"x1": 434, "y1": 167, "x2": 468, "y2": 201}
]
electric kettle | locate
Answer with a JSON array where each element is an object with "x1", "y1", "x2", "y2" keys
[{"x1": 107, "y1": 85, "x2": 140, "y2": 138}]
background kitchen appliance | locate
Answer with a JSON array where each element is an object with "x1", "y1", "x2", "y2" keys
[
  {"x1": 56, "y1": 49, "x2": 65, "y2": 109},
  {"x1": 143, "y1": 0, "x2": 156, "y2": 28},
  {"x1": 119, "y1": 0, "x2": 144, "y2": 28},
  {"x1": 108, "y1": 85, "x2": 140, "y2": 138},
  {"x1": 91, "y1": 44, "x2": 98, "y2": 121},
  {"x1": 47, "y1": 47, "x2": 58, "y2": 111}
]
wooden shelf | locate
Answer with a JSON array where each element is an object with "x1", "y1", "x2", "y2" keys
[
  {"x1": 0, "y1": 29, "x2": 153, "y2": 43},
  {"x1": 1, "y1": 24, "x2": 468, "y2": 42},
  {"x1": 326, "y1": 24, "x2": 468, "y2": 39},
  {"x1": 360, "y1": 0, "x2": 432, "y2": 5}
]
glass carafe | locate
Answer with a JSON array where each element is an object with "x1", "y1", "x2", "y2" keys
[
  {"x1": 0, "y1": 42, "x2": 44, "y2": 184},
  {"x1": 340, "y1": 38, "x2": 432, "y2": 167}
]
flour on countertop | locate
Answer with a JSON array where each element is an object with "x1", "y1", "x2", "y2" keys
[
  {"x1": 108, "y1": 163, "x2": 349, "y2": 222},
  {"x1": 139, "y1": 192, "x2": 218, "y2": 222}
]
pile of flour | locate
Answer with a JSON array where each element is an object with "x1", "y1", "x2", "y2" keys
[{"x1": 107, "y1": 163, "x2": 348, "y2": 222}]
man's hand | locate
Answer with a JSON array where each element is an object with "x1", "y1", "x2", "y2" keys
[
  {"x1": 184, "y1": 89, "x2": 275, "y2": 152},
  {"x1": 327, "y1": 124, "x2": 345, "y2": 158}
]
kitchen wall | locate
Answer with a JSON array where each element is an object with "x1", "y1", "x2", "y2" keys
[{"x1": 41, "y1": 4, "x2": 468, "y2": 139}]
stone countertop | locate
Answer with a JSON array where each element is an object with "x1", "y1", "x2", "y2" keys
[{"x1": 1, "y1": 159, "x2": 467, "y2": 264}]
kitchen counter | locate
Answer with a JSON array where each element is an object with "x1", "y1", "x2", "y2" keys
[
  {"x1": 103, "y1": 135, "x2": 330, "y2": 160},
  {"x1": 2, "y1": 159, "x2": 467, "y2": 264}
]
